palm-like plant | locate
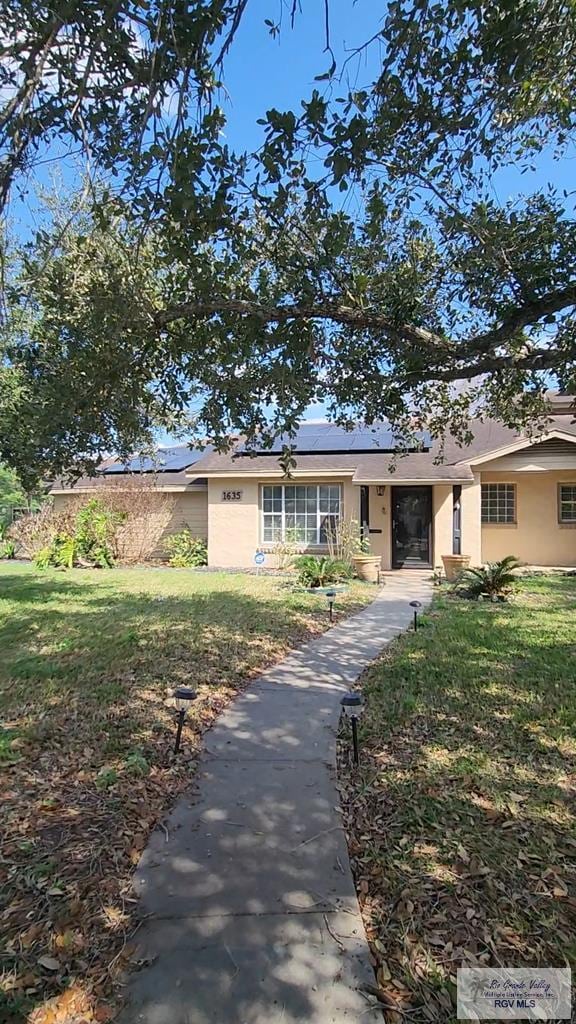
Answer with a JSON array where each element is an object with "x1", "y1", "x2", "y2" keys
[
  {"x1": 459, "y1": 555, "x2": 523, "y2": 600},
  {"x1": 293, "y1": 554, "x2": 352, "y2": 588}
]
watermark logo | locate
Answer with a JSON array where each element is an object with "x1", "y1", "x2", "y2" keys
[{"x1": 457, "y1": 967, "x2": 571, "y2": 1020}]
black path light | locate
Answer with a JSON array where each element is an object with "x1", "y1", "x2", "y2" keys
[
  {"x1": 326, "y1": 589, "x2": 336, "y2": 622},
  {"x1": 410, "y1": 600, "x2": 422, "y2": 632},
  {"x1": 173, "y1": 686, "x2": 197, "y2": 754},
  {"x1": 340, "y1": 691, "x2": 364, "y2": 766}
]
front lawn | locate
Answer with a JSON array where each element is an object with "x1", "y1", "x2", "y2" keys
[
  {"x1": 339, "y1": 575, "x2": 576, "y2": 1023},
  {"x1": 0, "y1": 563, "x2": 372, "y2": 1023}
]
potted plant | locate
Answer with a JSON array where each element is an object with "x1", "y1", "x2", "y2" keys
[
  {"x1": 352, "y1": 535, "x2": 382, "y2": 583},
  {"x1": 441, "y1": 554, "x2": 471, "y2": 581}
]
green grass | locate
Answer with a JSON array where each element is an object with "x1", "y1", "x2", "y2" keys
[
  {"x1": 340, "y1": 574, "x2": 576, "y2": 1023},
  {"x1": 0, "y1": 562, "x2": 372, "y2": 1022}
]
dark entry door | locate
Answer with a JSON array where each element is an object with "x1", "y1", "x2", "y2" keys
[{"x1": 392, "y1": 487, "x2": 433, "y2": 568}]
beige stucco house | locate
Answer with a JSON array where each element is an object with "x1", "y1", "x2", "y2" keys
[{"x1": 50, "y1": 394, "x2": 576, "y2": 569}]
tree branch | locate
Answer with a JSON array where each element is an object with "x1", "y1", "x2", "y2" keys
[
  {"x1": 461, "y1": 282, "x2": 576, "y2": 356},
  {"x1": 407, "y1": 346, "x2": 571, "y2": 384},
  {"x1": 154, "y1": 298, "x2": 445, "y2": 348},
  {"x1": 154, "y1": 282, "x2": 576, "y2": 365}
]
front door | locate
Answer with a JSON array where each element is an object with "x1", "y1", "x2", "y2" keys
[{"x1": 392, "y1": 486, "x2": 433, "y2": 568}]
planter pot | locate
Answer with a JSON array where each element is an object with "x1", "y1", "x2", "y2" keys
[
  {"x1": 441, "y1": 554, "x2": 471, "y2": 582},
  {"x1": 352, "y1": 555, "x2": 382, "y2": 583}
]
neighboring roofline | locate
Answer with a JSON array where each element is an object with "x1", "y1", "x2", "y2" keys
[{"x1": 463, "y1": 429, "x2": 576, "y2": 467}]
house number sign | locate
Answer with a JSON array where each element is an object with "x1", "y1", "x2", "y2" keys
[{"x1": 221, "y1": 489, "x2": 243, "y2": 502}]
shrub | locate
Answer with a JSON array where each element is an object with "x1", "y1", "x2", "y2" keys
[
  {"x1": 74, "y1": 498, "x2": 125, "y2": 567},
  {"x1": 29, "y1": 499, "x2": 124, "y2": 569},
  {"x1": 458, "y1": 555, "x2": 523, "y2": 601},
  {"x1": 9, "y1": 503, "x2": 81, "y2": 559},
  {"x1": 324, "y1": 517, "x2": 367, "y2": 561},
  {"x1": 12, "y1": 482, "x2": 178, "y2": 565},
  {"x1": 272, "y1": 528, "x2": 301, "y2": 571},
  {"x1": 102, "y1": 479, "x2": 177, "y2": 563},
  {"x1": 293, "y1": 554, "x2": 352, "y2": 588},
  {"x1": 34, "y1": 532, "x2": 77, "y2": 570},
  {"x1": 1, "y1": 539, "x2": 16, "y2": 559},
  {"x1": 163, "y1": 528, "x2": 208, "y2": 567},
  {"x1": 0, "y1": 524, "x2": 16, "y2": 558}
]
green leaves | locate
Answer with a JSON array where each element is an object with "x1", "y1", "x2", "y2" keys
[{"x1": 0, "y1": 2, "x2": 575, "y2": 481}]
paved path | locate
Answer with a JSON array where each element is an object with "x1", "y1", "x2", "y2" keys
[{"x1": 121, "y1": 573, "x2": 432, "y2": 1024}]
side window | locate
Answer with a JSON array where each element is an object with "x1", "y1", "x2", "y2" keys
[
  {"x1": 481, "y1": 483, "x2": 516, "y2": 524},
  {"x1": 559, "y1": 484, "x2": 576, "y2": 523}
]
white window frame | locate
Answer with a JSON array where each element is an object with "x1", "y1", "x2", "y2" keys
[
  {"x1": 260, "y1": 484, "x2": 342, "y2": 546},
  {"x1": 481, "y1": 483, "x2": 516, "y2": 524},
  {"x1": 559, "y1": 484, "x2": 576, "y2": 523}
]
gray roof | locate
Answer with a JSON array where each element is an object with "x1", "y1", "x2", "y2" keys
[
  {"x1": 50, "y1": 444, "x2": 210, "y2": 492},
  {"x1": 51, "y1": 471, "x2": 206, "y2": 492},
  {"x1": 193, "y1": 414, "x2": 576, "y2": 481},
  {"x1": 50, "y1": 406, "x2": 576, "y2": 491}
]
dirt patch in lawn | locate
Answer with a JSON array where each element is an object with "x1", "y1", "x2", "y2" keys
[
  {"x1": 338, "y1": 575, "x2": 576, "y2": 1023},
  {"x1": 0, "y1": 565, "x2": 372, "y2": 1023}
]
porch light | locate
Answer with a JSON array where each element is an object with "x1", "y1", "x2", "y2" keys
[
  {"x1": 410, "y1": 600, "x2": 422, "y2": 632},
  {"x1": 340, "y1": 691, "x2": 364, "y2": 766},
  {"x1": 172, "y1": 686, "x2": 197, "y2": 754},
  {"x1": 326, "y1": 589, "x2": 336, "y2": 622}
]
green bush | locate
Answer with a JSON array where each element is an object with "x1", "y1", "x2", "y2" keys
[
  {"x1": 75, "y1": 498, "x2": 125, "y2": 567},
  {"x1": 33, "y1": 499, "x2": 125, "y2": 570},
  {"x1": 293, "y1": 554, "x2": 352, "y2": 588},
  {"x1": 34, "y1": 533, "x2": 77, "y2": 569},
  {"x1": 164, "y1": 528, "x2": 208, "y2": 567},
  {"x1": 458, "y1": 555, "x2": 523, "y2": 601},
  {"x1": 0, "y1": 538, "x2": 16, "y2": 559}
]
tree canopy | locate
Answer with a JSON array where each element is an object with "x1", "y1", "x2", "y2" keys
[{"x1": 1, "y1": 0, "x2": 575, "y2": 481}]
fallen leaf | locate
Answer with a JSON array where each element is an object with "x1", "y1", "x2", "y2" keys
[{"x1": 37, "y1": 956, "x2": 60, "y2": 972}]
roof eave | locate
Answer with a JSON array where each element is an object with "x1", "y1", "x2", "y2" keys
[
  {"x1": 463, "y1": 429, "x2": 576, "y2": 468},
  {"x1": 191, "y1": 468, "x2": 358, "y2": 479},
  {"x1": 351, "y1": 475, "x2": 473, "y2": 484}
]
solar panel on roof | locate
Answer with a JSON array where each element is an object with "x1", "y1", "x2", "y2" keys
[
  {"x1": 239, "y1": 423, "x2": 431, "y2": 455},
  {"x1": 102, "y1": 444, "x2": 210, "y2": 474}
]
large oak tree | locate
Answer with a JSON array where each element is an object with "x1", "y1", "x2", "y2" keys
[{"x1": 1, "y1": 0, "x2": 575, "y2": 481}]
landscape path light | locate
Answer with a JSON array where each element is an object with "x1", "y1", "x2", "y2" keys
[
  {"x1": 340, "y1": 690, "x2": 364, "y2": 766},
  {"x1": 410, "y1": 600, "x2": 422, "y2": 632},
  {"x1": 326, "y1": 589, "x2": 336, "y2": 622},
  {"x1": 173, "y1": 686, "x2": 197, "y2": 754}
]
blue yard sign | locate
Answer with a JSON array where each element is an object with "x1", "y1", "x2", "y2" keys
[{"x1": 253, "y1": 550, "x2": 265, "y2": 567}]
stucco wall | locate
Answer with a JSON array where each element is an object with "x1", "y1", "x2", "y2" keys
[
  {"x1": 481, "y1": 470, "x2": 576, "y2": 566},
  {"x1": 365, "y1": 485, "x2": 391, "y2": 568},
  {"x1": 461, "y1": 474, "x2": 482, "y2": 566},
  {"x1": 207, "y1": 477, "x2": 359, "y2": 568},
  {"x1": 433, "y1": 484, "x2": 453, "y2": 569}
]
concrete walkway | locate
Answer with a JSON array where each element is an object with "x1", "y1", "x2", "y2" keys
[{"x1": 121, "y1": 573, "x2": 432, "y2": 1024}]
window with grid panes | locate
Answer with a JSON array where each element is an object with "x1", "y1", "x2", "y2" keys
[
  {"x1": 559, "y1": 484, "x2": 576, "y2": 523},
  {"x1": 261, "y1": 484, "x2": 341, "y2": 544},
  {"x1": 481, "y1": 483, "x2": 516, "y2": 523}
]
